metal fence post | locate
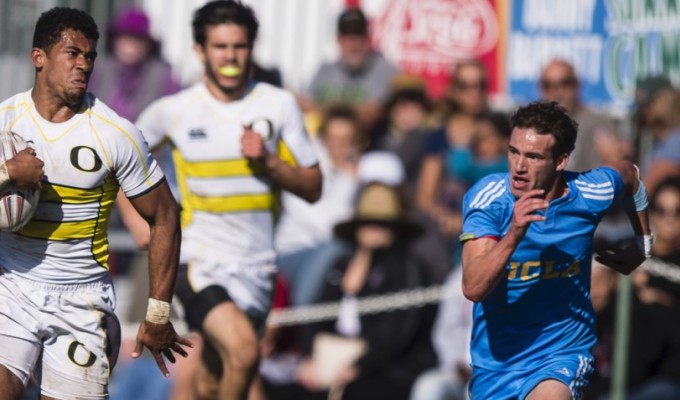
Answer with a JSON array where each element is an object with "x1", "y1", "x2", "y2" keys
[{"x1": 610, "y1": 274, "x2": 633, "y2": 400}]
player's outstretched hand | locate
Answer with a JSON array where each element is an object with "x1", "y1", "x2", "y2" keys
[
  {"x1": 510, "y1": 189, "x2": 548, "y2": 237},
  {"x1": 595, "y1": 243, "x2": 646, "y2": 275},
  {"x1": 132, "y1": 320, "x2": 194, "y2": 377},
  {"x1": 7, "y1": 148, "x2": 44, "y2": 189}
]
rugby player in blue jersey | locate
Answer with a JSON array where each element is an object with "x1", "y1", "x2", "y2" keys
[{"x1": 460, "y1": 101, "x2": 652, "y2": 399}]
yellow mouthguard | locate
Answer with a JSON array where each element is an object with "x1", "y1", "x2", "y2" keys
[{"x1": 218, "y1": 66, "x2": 241, "y2": 77}]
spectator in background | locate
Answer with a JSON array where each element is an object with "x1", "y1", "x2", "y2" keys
[
  {"x1": 368, "y1": 73, "x2": 436, "y2": 195},
  {"x1": 585, "y1": 262, "x2": 680, "y2": 400},
  {"x1": 89, "y1": 6, "x2": 181, "y2": 122},
  {"x1": 442, "y1": 59, "x2": 489, "y2": 119},
  {"x1": 631, "y1": 76, "x2": 672, "y2": 165},
  {"x1": 416, "y1": 110, "x2": 510, "y2": 263},
  {"x1": 276, "y1": 106, "x2": 363, "y2": 307},
  {"x1": 295, "y1": 183, "x2": 438, "y2": 400},
  {"x1": 300, "y1": 7, "x2": 399, "y2": 131},
  {"x1": 416, "y1": 60, "x2": 492, "y2": 242},
  {"x1": 640, "y1": 87, "x2": 680, "y2": 194},
  {"x1": 539, "y1": 59, "x2": 629, "y2": 172},
  {"x1": 634, "y1": 177, "x2": 680, "y2": 306}
]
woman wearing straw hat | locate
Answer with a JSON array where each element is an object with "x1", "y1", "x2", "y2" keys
[{"x1": 295, "y1": 182, "x2": 438, "y2": 400}]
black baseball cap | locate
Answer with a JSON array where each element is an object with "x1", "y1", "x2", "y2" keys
[{"x1": 338, "y1": 8, "x2": 368, "y2": 36}]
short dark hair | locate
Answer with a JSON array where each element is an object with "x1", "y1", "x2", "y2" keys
[
  {"x1": 192, "y1": 0, "x2": 259, "y2": 47},
  {"x1": 32, "y1": 7, "x2": 99, "y2": 52},
  {"x1": 511, "y1": 101, "x2": 578, "y2": 158}
]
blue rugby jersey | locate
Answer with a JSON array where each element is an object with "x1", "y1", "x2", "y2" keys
[{"x1": 460, "y1": 167, "x2": 624, "y2": 371}]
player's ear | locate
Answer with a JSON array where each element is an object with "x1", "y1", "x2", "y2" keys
[
  {"x1": 31, "y1": 48, "x2": 45, "y2": 69},
  {"x1": 555, "y1": 153, "x2": 569, "y2": 172},
  {"x1": 193, "y1": 43, "x2": 206, "y2": 64}
]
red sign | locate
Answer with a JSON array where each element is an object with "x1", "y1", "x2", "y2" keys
[{"x1": 370, "y1": 0, "x2": 504, "y2": 99}]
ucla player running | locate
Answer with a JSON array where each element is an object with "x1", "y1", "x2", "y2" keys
[{"x1": 460, "y1": 101, "x2": 652, "y2": 399}]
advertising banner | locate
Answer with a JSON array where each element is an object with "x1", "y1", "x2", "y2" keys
[{"x1": 508, "y1": 0, "x2": 680, "y2": 108}]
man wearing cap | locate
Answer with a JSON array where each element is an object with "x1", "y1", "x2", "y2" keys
[{"x1": 300, "y1": 7, "x2": 400, "y2": 130}]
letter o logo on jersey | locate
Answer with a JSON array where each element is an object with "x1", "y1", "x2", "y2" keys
[
  {"x1": 249, "y1": 118, "x2": 274, "y2": 140},
  {"x1": 70, "y1": 146, "x2": 103, "y2": 173},
  {"x1": 67, "y1": 341, "x2": 97, "y2": 368}
]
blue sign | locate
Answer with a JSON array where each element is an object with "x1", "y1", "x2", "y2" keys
[{"x1": 507, "y1": 0, "x2": 680, "y2": 108}]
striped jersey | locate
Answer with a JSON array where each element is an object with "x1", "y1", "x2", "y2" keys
[
  {"x1": 0, "y1": 90, "x2": 164, "y2": 283},
  {"x1": 136, "y1": 82, "x2": 317, "y2": 265},
  {"x1": 460, "y1": 167, "x2": 624, "y2": 371}
]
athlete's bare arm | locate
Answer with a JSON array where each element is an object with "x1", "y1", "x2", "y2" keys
[
  {"x1": 241, "y1": 126, "x2": 322, "y2": 202},
  {"x1": 462, "y1": 189, "x2": 548, "y2": 302},
  {"x1": 596, "y1": 160, "x2": 652, "y2": 275},
  {"x1": 0, "y1": 148, "x2": 44, "y2": 190},
  {"x1": 126, "y1": 180, "x2": 193, "y2": 376}
]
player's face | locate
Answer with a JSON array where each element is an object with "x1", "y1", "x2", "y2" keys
[
  {"x1": 34, "y1": 29, "x2": 97, "y2": 107},
  {"x1": 196, "y1": 23, "x2": 252, "y2": 100},
  {"x1": 508, "y1": 127, "x2": 568, "y2": 198}
]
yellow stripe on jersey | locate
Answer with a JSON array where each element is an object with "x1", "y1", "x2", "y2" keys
[
  {"x1": 186, "y1": 193, "x2": 273, "y2": 213},
  {"x1": 180, "y1": 158, "x2": 261, "y2": 178},
  {"x1": 278, "y1": 139, "x2": 298, "y2": 167},
  {"x1": 18, "y1": 176, "x2": 118, "y2": 269},
  {"x1": 93, "y1": 175, "x2": 118, "y2": 267},
  {"x1": 19, "y1": 218, "x2": 98, "y2": 240},
  {"x1": 40, "y1": 183, "x2": 106, "y2": 204}
]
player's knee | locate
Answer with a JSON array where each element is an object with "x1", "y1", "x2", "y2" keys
[{"x1": 231, "y1": 344, "x2": 259, "y2": 371}]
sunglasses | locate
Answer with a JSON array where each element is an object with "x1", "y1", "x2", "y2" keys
[
  {"x1": 651, "y1": 205, "x2": 680, "y2": 218},
  {"x1": 540, "y1": 77, "x2": 577, "y2": 91},
  {"x1": 454, "y1": 80, "x2": 487, "y2": 91}
]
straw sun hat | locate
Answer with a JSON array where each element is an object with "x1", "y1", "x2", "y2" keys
[{"x1": 334, "y1": 183, "x2": 423, "y2": 243}]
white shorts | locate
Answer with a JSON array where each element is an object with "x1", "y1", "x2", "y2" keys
[
  {"x1": 0, "y1": 271, "x2": 120, "y2": 399},
  {"x1": 176, "y1": 260, "x2": 276, "y2": 335}
]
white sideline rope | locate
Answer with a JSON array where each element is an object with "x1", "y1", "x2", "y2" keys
[
  {"x1": 117, "y1": 285, "x2": 447, "y2": 339},
  {"x1": 267, "y1": 285, "x2": 445, "y2": 328},
  {"x1": 641, "y1": 258, "x2": 680, "y2": 284}
]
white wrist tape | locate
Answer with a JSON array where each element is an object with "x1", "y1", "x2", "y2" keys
[
  {"x1": 145, "y1": 298, "x2": 171, "y2": 324},
  {"x1": 635, "y1": 234, "x2": 654, "y2": 258},
  {"x1": 0, "y1": 161, "x2": 9, "y2": 190}
]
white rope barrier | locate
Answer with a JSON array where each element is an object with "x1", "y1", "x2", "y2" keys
[{"x1": 267, "y1": 285, "x2": 445, "y2": 327}]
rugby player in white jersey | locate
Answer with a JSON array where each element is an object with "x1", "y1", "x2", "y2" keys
[
  {"x1": 130, "y1": 1, "x2": 322, "y2": 398},
  {"x1": 0, "y1": 7, "x2": 191, "y2": 399}
]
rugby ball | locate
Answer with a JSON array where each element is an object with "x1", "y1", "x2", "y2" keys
[{"x1": 0, "y1": 130, "x2": 39, "y2": 231}]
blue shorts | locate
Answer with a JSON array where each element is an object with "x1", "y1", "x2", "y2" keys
[{"x1": 469, "y1": 354, "x2": 594, "y2": 400}]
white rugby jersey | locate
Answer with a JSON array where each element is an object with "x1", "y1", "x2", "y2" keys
[
  {"x1": 136, "y1": 82, "x2": 318, "y2": 265},
  {"x1": 0, "y1": 90, "x2": 164, "y2": 283}
]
